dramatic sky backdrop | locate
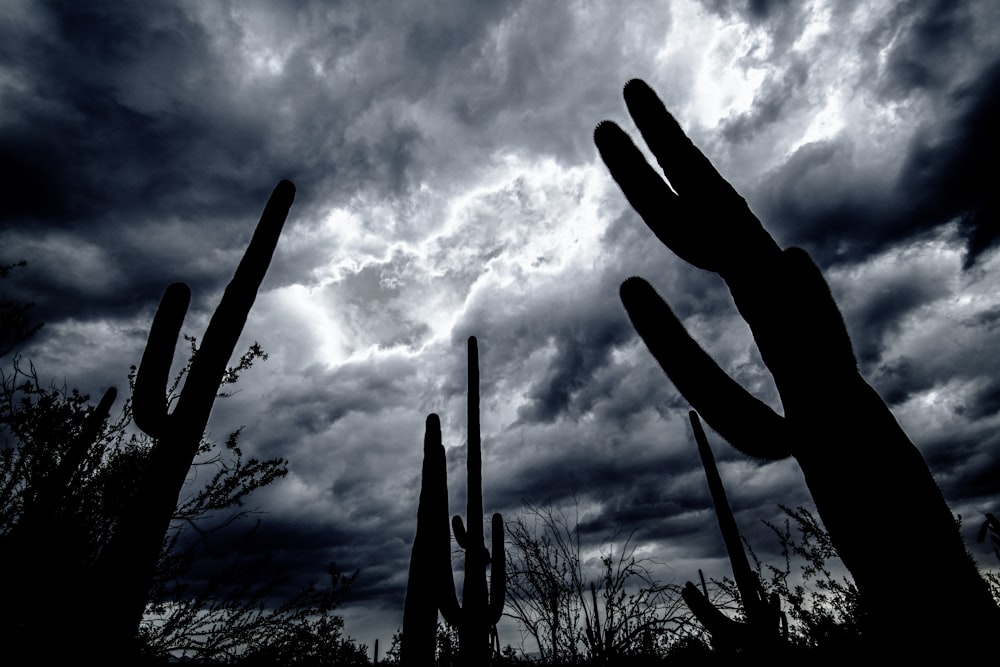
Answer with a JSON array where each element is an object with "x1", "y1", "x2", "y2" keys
[{"x1": 3, "y1": 0, "x2": 1000, "y2": 652}]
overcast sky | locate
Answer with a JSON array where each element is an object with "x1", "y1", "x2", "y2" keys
[{"x1": 2, "y1": 0, "x2": 1000, "y2": 652}]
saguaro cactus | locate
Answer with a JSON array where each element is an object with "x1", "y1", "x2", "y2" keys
[
  {"x1": 402, "y1": 414, "x2": 450, "y2": 665},
  {"x1": 403, "y1": 337, "x2": 505, "y2": 666},
  {"x1": 594, "y1": 79, "x2": 999, "y2": 653},
  {"x1": 92, "y1": 179, "x2": 296, "y2": 652},
  {"x1": 682, "y1": 411, "x2": 784, "y2": 651}
]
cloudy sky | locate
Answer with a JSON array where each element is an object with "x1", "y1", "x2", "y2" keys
[{"x1": 3, "y1": 0, "x2": 1000, "y2": 652}]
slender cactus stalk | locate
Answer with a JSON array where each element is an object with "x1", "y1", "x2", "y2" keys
[{"x1": 682, "y1": 411, "x2": 783, "y2": 651}]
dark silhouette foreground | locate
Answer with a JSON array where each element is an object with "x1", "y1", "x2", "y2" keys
[{"x1": 594, "y1": 79, "x2": 999, "y2": 656}]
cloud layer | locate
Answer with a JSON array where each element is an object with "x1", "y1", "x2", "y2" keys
[{"x1": 2, "y1": 0, "x2": 999, "y2": 649}]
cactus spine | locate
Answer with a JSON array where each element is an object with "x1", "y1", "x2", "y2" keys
[
  {"x1": 403, "y1": 337, "x2": 505, "y2": 666},
  {"x1": 682, "y1": 411, "x2": 784, "y2": 651},
  {"x1": 91, "y1": 179, "x2": 295, "y2": 653}
]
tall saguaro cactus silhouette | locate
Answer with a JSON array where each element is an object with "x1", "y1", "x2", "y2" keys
[
  {"x1": 402, "y1": 414, "x2": 450, "y2": 665},
  {"x1": 682, "y1": 411, "x2": 784, "y2": 651},
  {"x1": 92, "y1": 179, "x2": 296, "y2": 653},
  {"x1": 594, "y1": 79, "x2": 999, "y2": 654},
  {"x1": 403, "y1": 337, "x2": 505, "y2": 666}
]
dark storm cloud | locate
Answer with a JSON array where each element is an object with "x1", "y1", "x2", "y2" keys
[
  {"x1": 0, "y1": 0, "x2": 640, "y2": 344},
  {"x1": 743, "y1": 0, "x2": 1000, "y2": 267},
  {"x1": 5, "y1": 0, "x2": 1000, "y2": 648},
  {"x1": 893, "y1": 60, "x2": 1000, "y2": 266}
]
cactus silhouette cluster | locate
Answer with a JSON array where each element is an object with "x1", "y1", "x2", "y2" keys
[
  {"x1": 683, "y1": 411, "x2": 785, "y2": 651},
  {"x1": 595, "y1": 79, "x2": 1000, "y2": 655},
  {"x1": 402, "y1": 336, "x2": 505, "y2": 666}
]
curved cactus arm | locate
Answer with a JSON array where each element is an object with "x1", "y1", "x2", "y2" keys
[
  {"x1": 488, "y1": 512, "x2": 506, "y2": 624},
  {"x1": 133, "y1": 283, "x2": 190, "y2": 438},
  {"x1": 620, "y1": 278, "x2": 791, "y2": 460},
  {"x1": 681, "y1": 581, "x2": 750, "y2": 646}
]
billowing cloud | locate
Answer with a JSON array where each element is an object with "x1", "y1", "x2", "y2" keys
[{"x1": 3, "y1": 0, "x2": 999, "y2": 649}]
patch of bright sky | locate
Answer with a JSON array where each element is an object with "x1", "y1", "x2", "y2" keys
[
  {"x1": 655, "y1": 0, "x2": 769, "y2": 130},
  {"x1": 262, "y1": 150, "x2": 617, "y2": 369}
]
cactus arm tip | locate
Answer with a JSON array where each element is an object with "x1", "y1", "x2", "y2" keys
[{"x1": 133, "y1": 282, "x2": 192, "y2": 438}]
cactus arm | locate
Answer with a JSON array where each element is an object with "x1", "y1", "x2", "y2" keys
[
  {"x1": 132, "y1": 282, "x2": 190, "y2": 438},
  {"x1": 620, "y1": 278, "x2": 791, "y2": 460},
  {"x1": 680, "y1": 582, "x2": 750, "y2": 645},
  {"x1": 453, "y1": 515, "x2": 469, "y2": 549},
  {"x1": 488, "y1": 512, "x2": 505, "y2": 624}
]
